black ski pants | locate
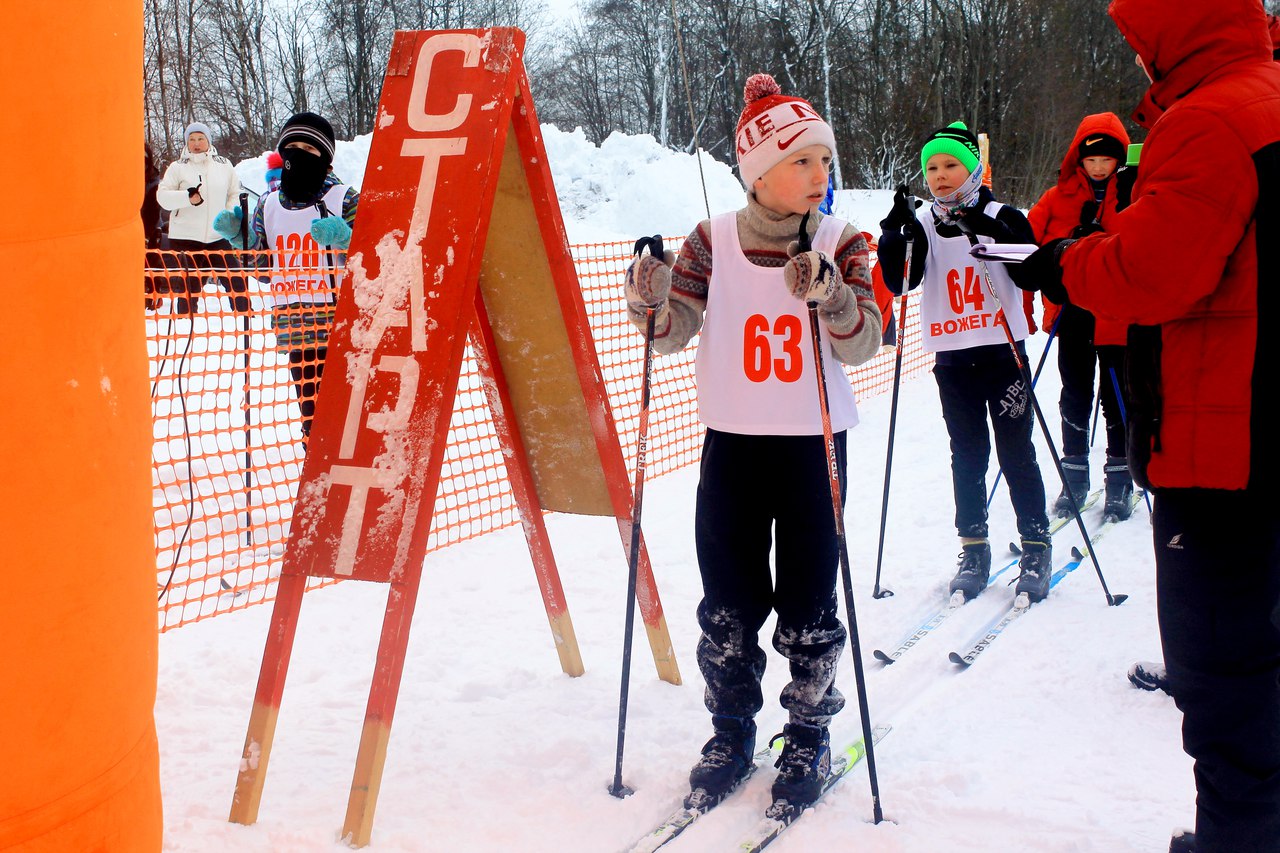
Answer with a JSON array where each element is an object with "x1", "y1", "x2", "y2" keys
[
  {"x1": 694, "y1": 428, "x2": 847, "y2": 728},
  {"x1": 159, "y1": 238, "x2": 250, "y2": 314},
  {"x1": 1056, "y1": 307, "x2": 1126, "y2": 458},
  {"x1": 1155, "y1": 487, "x2": 1280, "y2": 851},
  {"x1": 288, "y1": 346, "x2": 327, "y2": 440},
  {"x1": 934, "y1": 358, "x2": 1049, "y2": 541}
]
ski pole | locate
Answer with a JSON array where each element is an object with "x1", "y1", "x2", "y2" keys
[
  {"x1": 239, "y1": 192, "x2": 254, "y2": 549},
  {"x1": 1107, "y1": 366, "x2": 1153, "y2": 516},
  {"x1": 798, "y1": 212, "x2": 884, "y2": 823},
  {"x1": 870, "y1": 235, "x2": 912, "y2": 600},
  {"x1": 1089, "y1": 382, "x2": 1102, "y2": 447},
  {"x1": 962, "y1": 230, "x2": 1125, "y2": 607},
  {"x1": 986, "y1": 310, "x2": 1061, "y2": 510},
  {"x1": 609, "y1": 234, "x2": 664, "y2": 799}
]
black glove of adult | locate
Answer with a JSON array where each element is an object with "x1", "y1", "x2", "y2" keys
[
  {"x1": 956, "y1": 208, "x2": 1012, "y2": 241},
  {"x1": 880, "y1": 184, "x2": 922, "y2": 232},
  {"x1": 1115, "y1": 166, "x2": 1139, "y2": 211},
  {"x1": 1018, "y1": 238, "x2": 1074, "y2": 305}
]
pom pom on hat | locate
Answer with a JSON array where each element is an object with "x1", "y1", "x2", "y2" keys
[
  {"x1": 266, "y1": 151, "x2": 284, "y2": 170},
  {"x1": 743, "y1": 73, "x2": 782, "y2": 104},
  {"x1": 734, "y1": 73, "x2": 836, "y2": 194},
  {"x1": 920, "y1": 121, "x2": 982, "y2": 175}
]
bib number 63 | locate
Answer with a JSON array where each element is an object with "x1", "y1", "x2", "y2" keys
[{"x1": 743, "y1": 313, "x2": 803, "y2": 383}]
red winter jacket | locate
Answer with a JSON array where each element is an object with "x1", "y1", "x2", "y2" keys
[
  {"x1": 1061, "y1": 0, "x2": 1280, "y2": 491},
  {"x1": 1027, "y1": 113, "x2": 1130, "y2": 344}
]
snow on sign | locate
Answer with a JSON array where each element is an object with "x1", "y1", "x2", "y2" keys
[{"x1": 229, "y1": 28, "x2": 680, "y2": 848}]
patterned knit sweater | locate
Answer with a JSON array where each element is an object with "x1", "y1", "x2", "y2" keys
[{"x1": 632, "y1": 196, "x2": 882, "y2": 366}]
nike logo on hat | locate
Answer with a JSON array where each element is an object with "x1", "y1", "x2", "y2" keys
[
  {"x1": 1084, "y1": 136, "x2": 1104, "y2": 146},
  {"x1": 777, "y1": 130, "x2": 806, "y2": 150}
]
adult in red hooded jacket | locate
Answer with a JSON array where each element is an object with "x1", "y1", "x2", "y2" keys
[
  {"x1": 1027, "y1": 113, "x2": 1135, "y2": 521},
  {"x1": 1019, "y1": 1, "x2": 1280, "y2": 849}
]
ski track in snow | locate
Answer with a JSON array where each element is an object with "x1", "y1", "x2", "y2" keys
[{"x1": 157, "y1": 132, "x2": 1194, "y2": 852}]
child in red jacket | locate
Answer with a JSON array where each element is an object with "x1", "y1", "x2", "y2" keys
[{"x1": 1027, "y1": 113, "x2": 1135, "y2": 521}]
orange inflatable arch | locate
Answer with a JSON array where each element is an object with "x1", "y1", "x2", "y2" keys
[{"x1": 0, "y1": 1, "x2": 162, "y2": 850}]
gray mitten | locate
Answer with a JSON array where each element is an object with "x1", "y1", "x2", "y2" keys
[
  {"x1": 783, "y1": 244, "x2": 842, "y2": 306},
  {"x1": 624, "y1": 250, "x2": 675, "y2": 309}
]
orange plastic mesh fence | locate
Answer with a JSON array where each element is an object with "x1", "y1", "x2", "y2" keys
[{"x1": 148, "y1": 243, "x2": 932, "y2": 631}]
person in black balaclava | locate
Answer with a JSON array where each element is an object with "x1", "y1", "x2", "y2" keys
[{"x1": 213, "y1": 111, "x2": 360, "y2": 444}]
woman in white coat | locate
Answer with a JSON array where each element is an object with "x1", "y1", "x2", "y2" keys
[{"x1": 155, "y1": 123, "x2": 247, "y2": 313}]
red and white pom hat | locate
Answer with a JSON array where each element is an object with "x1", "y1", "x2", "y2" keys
[{"x1": 735, "y1": 73, "x2": 836, "y2": 193}]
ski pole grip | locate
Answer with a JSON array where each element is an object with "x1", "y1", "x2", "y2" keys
[
  {"x1": 632, "y1": 234, "x2": 664, "y2": 259},
  {"x1": 797, "y1": 210, "x2": 812, "y2": 254},
  {"x1": 238, "y1": 192, "x2": 249, "y2": 248}
]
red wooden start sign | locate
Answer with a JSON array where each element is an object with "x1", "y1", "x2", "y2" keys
[{"x1": 229, "y1": 28, "x2": 680, "y2": 847}]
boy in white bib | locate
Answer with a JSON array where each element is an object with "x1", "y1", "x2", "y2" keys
[
  {"x1": 214, "y1": 112, "x2": 359, "y2": 443},
  {"x1": 877, "y1": 122, "x2": 1052, "y2": 604},
  {"x1": 623, "y1": 73, "x2": 882, "y2": 811}
]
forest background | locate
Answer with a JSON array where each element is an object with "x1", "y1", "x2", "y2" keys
[{"x1": 144, "y1": 0, "x2": 1280, "y2": 206}]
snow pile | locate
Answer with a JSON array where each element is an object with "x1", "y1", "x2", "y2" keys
[
  {"x1": 235, "y1": 126, "x2": 746, "y2": 244},
  {"x1": 540, "y1": 127, "x2": 746, "y2": 242}
]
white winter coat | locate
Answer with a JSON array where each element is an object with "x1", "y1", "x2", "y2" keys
[{"x1": 156, "y1": 146, "x2": 242, "y2": 244}]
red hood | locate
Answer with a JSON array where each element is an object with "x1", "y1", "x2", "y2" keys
[
  {"x1": 1109, "y1": 0, "x2": 1272, "y2": 127},
  {"x1": 1056, "y1": 112, "x2": 1130, "y2": 192}
]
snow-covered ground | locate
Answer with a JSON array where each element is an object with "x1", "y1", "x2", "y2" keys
[{"x1": 158, "y1": 128, "x2": 1192, "y2": 852}]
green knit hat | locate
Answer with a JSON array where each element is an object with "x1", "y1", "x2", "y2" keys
[{"x1": 921, "y1": 121, "x2": 982, "y2": 175}]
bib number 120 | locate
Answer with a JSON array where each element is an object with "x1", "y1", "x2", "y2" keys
[{"x1": 744, "y1": 313, "x2": 803, "y2": 383}]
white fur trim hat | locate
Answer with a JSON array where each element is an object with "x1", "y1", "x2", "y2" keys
[{"x1": 734, "y1": 73, "x2": 836, "y2": 193}]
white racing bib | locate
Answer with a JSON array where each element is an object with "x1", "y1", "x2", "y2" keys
[
  {"x1": 695, "y1": 212, "x2": 859, "y2": 435},
  {"x1": 917, "y1": 201, "x2": 1029, "y2": 353},
  {"x1": 262, "y1": 183, "x2": 348, "y2": 307}
]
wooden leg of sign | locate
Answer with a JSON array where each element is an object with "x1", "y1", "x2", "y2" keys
[
  {"x1": 470, "y1": 295, "x2": 585, "y2": 677},
  {"x1": 229, "y1": 571, "x2": 307, "y2": 825},
  {"x1": 618, "y1": 523, "x2": 681, "y2": 686},
  {"x1": 341, "y1": 577, "x2": 422, "y2": 847}
]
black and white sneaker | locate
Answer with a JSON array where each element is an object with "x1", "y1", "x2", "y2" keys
[{"x1": 1128, "y1": 660, "x2": 1172, "y2": 695}]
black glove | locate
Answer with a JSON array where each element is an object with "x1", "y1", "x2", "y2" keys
[
  {"x1": 880, "y1": 184, "x2": 922, "y2": 232},
  {"x1": 1115, "y1": 167, "x2": 1138, "y2": 211},
  {"x1": 1019, "y1": 238, "x2": 1074, "y2": 305},
  {"x1": 186, "y1": 181, "x2": 204, "y2": 205},
  {"x1": 956, "y1": 208, "x2": 1012, "y2": 241}
]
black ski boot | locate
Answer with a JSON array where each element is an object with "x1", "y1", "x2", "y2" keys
[
  {"x1": 1053, "y1": 455, "x2": 1090, "y2": 517},
  {"x1": 949, "y1": 541, "x2": 992, "y2": 601},
  {"x1": 1015, "y1": 540, "x2": 1052, "y2": 603},
  {"x1": 770, "y1": 722, "x2": 831, "y2": 808},
  {"x1": 1103, "y1": 456, "x2": 1135, "y2": 521},
  {"x1": 687, "y1": 715, "x2": 756, "y2": 806},
  {"x1": 1169, "y1": 830, "x2": 1196, "y2": 852}
]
